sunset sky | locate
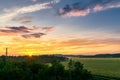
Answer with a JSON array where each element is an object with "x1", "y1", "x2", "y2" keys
[{"x1": 0, "y1": 0, "x2": 120, "y2": 56}]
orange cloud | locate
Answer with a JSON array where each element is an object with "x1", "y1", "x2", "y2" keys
[
  {"x1": 0, "y1": 36, "x2": 120, "y2": 56},
  {"x1": 58, "y1": 38, "x2": 120, "y2": 47}
]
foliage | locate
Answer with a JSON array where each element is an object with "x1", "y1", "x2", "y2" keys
[
  {"x1": 0, "y1": 58, "x2": 92, "y2": 80},
  {"x1": 0, "y1": 55, "x2": 67, "y2": 63},
  {"x1": 62, "y1": 58, "x2": 120, "y2": 80}
]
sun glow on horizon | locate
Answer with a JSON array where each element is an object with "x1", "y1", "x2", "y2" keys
[{"x1": 28, "y1": 53, "x2": 33, "y2": 57}]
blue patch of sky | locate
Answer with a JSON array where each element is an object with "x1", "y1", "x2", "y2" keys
[{"x1": 63, "y1": 8, "x2": 120, "y2": 31}]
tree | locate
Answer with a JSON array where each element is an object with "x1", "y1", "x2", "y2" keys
[{"x1": 71, "y1": 61, "x2": 93, "y2": 80}]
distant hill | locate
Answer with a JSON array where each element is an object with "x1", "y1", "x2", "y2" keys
[{"x1": 63, "y1": 53, "x2": 120, "y2": 58}]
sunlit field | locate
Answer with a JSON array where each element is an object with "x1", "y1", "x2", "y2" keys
[{"x1": 62, "y1": 58, "x2": 120, "y2": 78}]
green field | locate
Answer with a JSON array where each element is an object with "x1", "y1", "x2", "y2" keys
[{"x1": 62, "y1": 58, "x2": 120, "y2": 78}]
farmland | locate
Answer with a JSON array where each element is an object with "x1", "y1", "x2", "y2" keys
[{"x1": 62, "y1": 58, "x2": 120, "y2": 78}]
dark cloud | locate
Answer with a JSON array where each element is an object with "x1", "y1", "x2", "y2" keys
[
  {"x1": 59, "y1": 0, "x2": 120, "y2": 16},
  {"x1": 22, "y1": 33, "x2": 46, "y2": 38},
  {"x1": 0, "y1": 26, "x2": 55, "y2": 38},
  {"x1": 0, "y1": 26, "x2": 31, "y2": 33},
  {"x1": 21, "y1": 20, "x2": 32, "y2": 24}
]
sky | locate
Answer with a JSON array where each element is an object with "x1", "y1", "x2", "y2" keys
[{"x1": 0, "y1": 0, "x2": 120, "y2": 56}]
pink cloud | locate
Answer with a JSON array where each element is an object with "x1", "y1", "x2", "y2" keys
[
  {"x1": 93, "y1": 5, "x2": 104, "y2": 12},
  {"x1": 59, "y1": 0, "x2": 120, "y2": 17},
  {"x1": 62, "y1": 8, "x2": 90, "y2": 17},
  {"x1": 31, "y1": 0, "x2": 37, "y2": 2}
]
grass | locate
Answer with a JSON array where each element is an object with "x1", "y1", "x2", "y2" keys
[{"x1": 62, "y1": 58, "x2": 120, "y2": 78}]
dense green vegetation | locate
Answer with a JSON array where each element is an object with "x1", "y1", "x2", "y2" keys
[
  {"x1": 0, "y1": 55, "x2": 67, "y2": 63},
  {"x1": 63, "y1": 58, "x2": 120, "y2": 79},
  {"x1": 0, "y1": 55, "x2": 120, "y2": 80},
  {"x1": 0, "y1": 56, "x2": 92, "y2": 80}
]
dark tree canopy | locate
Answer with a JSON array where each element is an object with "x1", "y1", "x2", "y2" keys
[{"x1": 0, "y1": 57, "x2": 93, "y2": 80}]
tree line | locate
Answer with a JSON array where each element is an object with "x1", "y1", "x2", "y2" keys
[{"x1": 0, "y1": 57, "x2": 93, "y2": 80}]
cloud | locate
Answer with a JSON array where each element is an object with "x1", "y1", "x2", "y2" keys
[
  {"x1": 52, "y1": 0, "x2": 60, "y2": 4},
  {"x1": 0, "y1": 0, "x2": 60, "y2": 24},
  {"x1": 58, "y1": 38, "x2": 120, "y2": 47},
  {"x1": 12, "y1": 16, "x2": 33, "y2": 24},
  {"x1": 0, "y1": 26, "x2": 55, "y2": 38},
  {"x1": 12, "y1": 16, "x2": 32, "y2": 22},
  {"x1": 22, "y1": 32, "x2": 46, "y2": 38},
  {"x1": 21, "y1": 21, "x2": 32, "y2": 24},
  {"x1": 41, "y1": 26, "x2": 55, "y2": 32},
  {"x1": 31, "y1": 0, "x2": 37, "y2": 2},
  {"x1": 59, "y1": 0, "x2": 120, "y2": 17},
  {"x1": 0, "y1": 26, "x2": 31, "y2": 34},
  {"x1": 31, "y1": 0, "x2": 60, "y2": 3},
  {"x1": 60, "y1": 8, "x2": 90, "y2": 17}
]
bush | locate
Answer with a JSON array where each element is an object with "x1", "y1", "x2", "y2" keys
[{"x1": 0, "y1": 59, "x2": 93, "y2": 80}]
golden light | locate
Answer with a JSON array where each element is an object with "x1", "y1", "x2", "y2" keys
[
  {"x1": 28, "y1": 53, "x2": 33, "y2": 57},
  {"x1": 24, "y1": 49, "x2": 34, "y2": 57}
]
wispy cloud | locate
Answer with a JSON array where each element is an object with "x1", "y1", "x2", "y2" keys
[
  {"x1": 21, "y1": 20, "x2": 33, "y2": 25},
  {"x1": 22, "y1": 32, "x2": 46, "y2": 38},
  {"x1": 31, "y1": 0, "x2": 37, "y2": 2},
  {"x1": 11, "y1": 16, "x2": 33, "y2": 25},
  {"x1": 41, "y1": 26, "x2": 55, "y2": 32},
  {"x1": 59, "y1": 0, "x2": 120, "y2": 17},
  {"x1": 59, "y1": 38, "x2": 120, "y2": 47},
  {"x1": 0, "y1": 0, "x2": 60, "y2": 24},
  {"x1": 12, "y1": 16, "x2": 32, "y2": 22}
]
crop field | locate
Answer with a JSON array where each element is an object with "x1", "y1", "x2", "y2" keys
[{"x1": 62, "y1": 58, "x2": 120, "y2": 78}]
